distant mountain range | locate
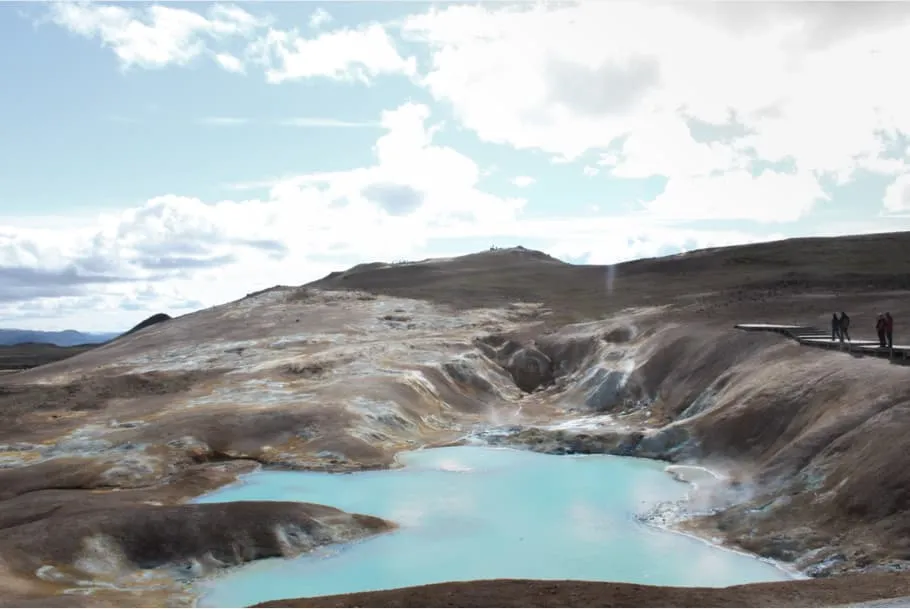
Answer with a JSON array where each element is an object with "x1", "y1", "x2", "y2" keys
[{"x1": 0, "y1": 329, "x2": 121, "y2": 347}]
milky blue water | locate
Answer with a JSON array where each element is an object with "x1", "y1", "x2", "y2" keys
[{"x1": 193, "y1": 446, "x2": 791, "y2": 607}]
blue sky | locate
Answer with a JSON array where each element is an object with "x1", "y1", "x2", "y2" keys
[{"x1": 3, "y1": 1, "x2": 910, "y2": 331}]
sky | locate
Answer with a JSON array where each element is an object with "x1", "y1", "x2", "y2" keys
[{"x1": 4, "y1": 1, "x2": 910, "y2": 331}]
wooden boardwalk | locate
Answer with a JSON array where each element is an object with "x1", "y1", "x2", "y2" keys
[{"x1": 735, "y1": 323, "x2": 910, "y2": 362}]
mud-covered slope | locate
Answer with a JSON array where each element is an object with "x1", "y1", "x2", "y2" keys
[
  {"x1": 4, "y1": 233, "x2": 910, "y2": 605},
  {"x1": 479, "y1": 319, "x2": 910, "y2": 574}
]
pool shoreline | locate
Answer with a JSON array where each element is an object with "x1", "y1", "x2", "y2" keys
[{"x1": 644, "y1": 463, "x2": 807, "y2": 582}]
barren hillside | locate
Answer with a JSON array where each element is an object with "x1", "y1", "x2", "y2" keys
[
  {"x1": 308, "y1": 235, "x2": 910, "y2": 325},
  {"x1": 2, "y1": 233, "x2": 910, "y2": 606}
]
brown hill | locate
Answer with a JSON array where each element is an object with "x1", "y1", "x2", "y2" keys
[{"x1": 307, "y1": 233, "x2": 910, "y2": 327}]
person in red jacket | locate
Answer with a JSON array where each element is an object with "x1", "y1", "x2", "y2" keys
[
  {"x1": 876, "y1": 314, "x2": 887, "y2": 347},
  {"x1": 885, "y1": 312, "x2": 894, "y2": 349}
]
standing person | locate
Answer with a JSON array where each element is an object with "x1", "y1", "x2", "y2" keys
[
  {"x1": 831, "y1": 313, "x2": 841, "y2": 342},
  {"x1": 839, "y1": 311, "x2": 851, "y2": 343},
  {"x1": 876, "y1": 314, "x2": 887, "y2": 347},
  {"x1": 885, "y1": 312, "x2": 894, "y2": 349}
]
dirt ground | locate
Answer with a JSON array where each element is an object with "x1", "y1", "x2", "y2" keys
[
  {"x1": 256, "y1": 575, "x2": 910, "y2": 608},
  {"x1": 4, "y1": 232, "x2": 910, "y2": 606}
]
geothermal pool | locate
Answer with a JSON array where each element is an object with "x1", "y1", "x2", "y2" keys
[{"x1": 193, "y1": 446, "x2": 791, "y2": 607}]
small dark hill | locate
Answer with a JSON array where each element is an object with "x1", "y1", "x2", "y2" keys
[{"x1": 123, "y1": 313, "x2": 172, "y2": 337}]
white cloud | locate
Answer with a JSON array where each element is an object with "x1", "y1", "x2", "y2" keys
[
  {"x1": 606, "y1": 115, "x2": 747, "y2": 180},
  {"x1": 511, "y1": 176, "x2": 535, "y2": 188},
  {"x1": 48, "y1": 2, "x2": 264, "y2": 70},
  {"x1": 309, "y1": 8, "x2": 333, "y2": 29},
  {"x1": 642, "y1": 170, "x2": 828, "y2": 223},
  {"x1": 546, "y1": 227, "x2": 788, "y2": 267},
  {"x1": 207, "y1": 4, "x2": 267, "y2": 37},
  {"x1": 403, "y1": 1, "x2": 910, "y2": 214},
  {"x1": 273, "y1": 102, "x2": 525, "y2": 227},
  {"x1": 884, "y1": 174, "x2": 910, "y2": 214},
  {"x1": 404, "y1": 3, "x2": 697, "y2": 160},
  {"x1": 248, "y1": 23, "x2": 416, "y2": 84},
  {"x1": 46, "y1": 3, "x2": 411, "y2": 85},
  {"x1": 214, "y1": 52, "x2": 244, "y2": 73}
]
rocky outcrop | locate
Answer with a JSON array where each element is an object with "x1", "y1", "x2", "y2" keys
[
  {"x1": 0, "y1": 500, "x2": 393, "y2": 607},
  {"x1": 474, "y1": 335, "x2": 557, "y2": 393},
  {"x1": 635, "y1": 425, "x2": 697, "y2": 461},
  {"x1": 0, "y1": 501, "x2": 393, "y2": 577},
  {"x1": 485, "y1": 426, "x2": 644, "y2": 457},
  {"x1": 580, "y1": 367, "x2": 629, "y2": 410},
  {"x1": 505, "y1": 346, "x2": 553, "y2": 392}
]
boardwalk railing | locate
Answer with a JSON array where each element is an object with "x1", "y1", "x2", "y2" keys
[{"x1": 735, "y1": 323, "x2": 910, "y2": 362}]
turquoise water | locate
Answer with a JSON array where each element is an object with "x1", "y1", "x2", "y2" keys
[{"x1": 193, "y1": 446, "x2": 790, "y2": 607}]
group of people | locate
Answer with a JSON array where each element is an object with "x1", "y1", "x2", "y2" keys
[
  {"x1": 876, "y1": 312, "x2": 895, "y2": 349},
  {"x1": 831, "y1": 311, "x2": 895, "y2": 348},
  {"x1": 831, "y1": 312, "x2": 851, "y2": 342}
]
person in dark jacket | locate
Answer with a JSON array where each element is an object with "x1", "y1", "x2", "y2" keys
[
  {"x1": 831, "y1": 313, "x2": 841, "y2": 342},
  {"x1": 885, "y1": 312, "x2": 894, "y2": 349},
  {"x1": 876, "y1": 313, "x2": 887, "y2": 347},
  {"x1": 839, "y1": 311, "x2": 851, "y2": 343}
]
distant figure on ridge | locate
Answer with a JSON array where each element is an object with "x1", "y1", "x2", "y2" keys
[
  {"x1": 839, "y1": 311, "x2": 851, "y2": 343},
  {"x1": 885, "y1": 312, "x2": 894, "y2": 349},
  {"x1": 876, "y1": 313, "x2": 887, "y2": 347},
  {"x1": 831, "y1": 313, "x2": 841, "y2": 342}
]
